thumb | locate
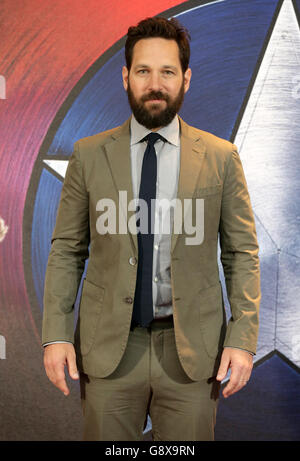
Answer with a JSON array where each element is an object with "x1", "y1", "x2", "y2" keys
[
  {"x1": 216, "y1": 352, "x2": 230, "y2": 381},
  {"x1": 66, "y1": 353, "x2": 79, "y2": 380}
]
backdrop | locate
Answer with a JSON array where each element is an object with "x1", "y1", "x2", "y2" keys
[{"x1": 0, "y1": 0, "x2": 299, "y2": 441}]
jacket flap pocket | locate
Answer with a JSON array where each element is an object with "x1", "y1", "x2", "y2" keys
[
  {"x1": 76, "y1": 279, "x2": 105, "y2": 356},
  {"x1": 81, "y1": 278, "x2": 105, "y2": 303}
]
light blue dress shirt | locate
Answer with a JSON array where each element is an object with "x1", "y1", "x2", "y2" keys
[{"x1": 130, "y1": 113, "x2": 180, "y2": 318}]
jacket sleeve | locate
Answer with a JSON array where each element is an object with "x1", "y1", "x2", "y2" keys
[
  {"x1": 219, "y1": 143, "x2": 261, "y2": 354},
  {"x1": 42, "y1": 141, "x2": 90, "y2": 346}
]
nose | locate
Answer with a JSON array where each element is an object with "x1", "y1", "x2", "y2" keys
[{"x1": 147, "y1": 71, "x2": 162, "y2": 92}]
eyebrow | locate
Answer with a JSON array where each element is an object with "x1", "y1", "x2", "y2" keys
[{"x1": 134, "y1": 64, "x2": 178, "y2": 71}]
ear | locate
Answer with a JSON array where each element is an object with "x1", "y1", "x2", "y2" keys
[
  {"x1": 122, "y1": 66, "x2": 129, "y2": 91},
  {"x1": 183, "y1": 67, "x2": 192, "y2": 93}
]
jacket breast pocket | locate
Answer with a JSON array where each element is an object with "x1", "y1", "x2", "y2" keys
[
  {"x1": 76, "y1": 278, "x2": 105, "y2": 356},
  {"x1": 194, "y1": 183, "x2": 222, "y2": 198}
]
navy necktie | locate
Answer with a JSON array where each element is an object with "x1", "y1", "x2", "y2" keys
[{"x1": 132, "y1": 132, "x2": 165, "y2": 327}]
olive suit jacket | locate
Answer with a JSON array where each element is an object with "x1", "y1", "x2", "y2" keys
[{"x1": 42, "y1": 115, "x2": 260, "y2": 381}]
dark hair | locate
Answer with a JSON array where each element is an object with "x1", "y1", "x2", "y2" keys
[{"x1": 125, "y1": 16, "x2": 191, "y2": 74}]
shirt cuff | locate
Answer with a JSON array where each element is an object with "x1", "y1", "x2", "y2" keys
[{"x1": 43, "y1": 341, "x2": 73, "y2": 347}]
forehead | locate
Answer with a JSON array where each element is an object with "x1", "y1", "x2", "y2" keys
[{"x1": 131, "y1": 38, "x2": 181, "y2": 67}]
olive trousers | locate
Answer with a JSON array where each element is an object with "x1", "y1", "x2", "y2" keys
[{"x1": 80, "y1": 319, "x2": 220, "y2": 441}]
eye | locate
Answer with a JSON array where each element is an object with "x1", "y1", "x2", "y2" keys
[
  {"x1": 138, "y1": 69, "x2": 148, "y2": 74},
  {"x1": 164, "y1": 70, "x2": 174, "y2": 75}
]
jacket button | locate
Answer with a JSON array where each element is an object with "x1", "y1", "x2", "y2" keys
[
  {"x1": 125, "y1": 296, "x2": 133, "y2": 304},
  {"x1": 129, "y1": 256, "x2": 137, "y2": 266}
]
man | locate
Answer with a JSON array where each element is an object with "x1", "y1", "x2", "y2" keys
[{"x1": 42, "y1": 17, "x2": 260, "y2": 441}]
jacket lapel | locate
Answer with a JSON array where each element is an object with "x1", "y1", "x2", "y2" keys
[
  {"x1": 103, "y1": 115, "x2": 207, "y2": 255},
  {"x1": 171, "y1": 116, "x2": 206, "y2": 253},
  {"x1": 103, "y1": 116, "x2": 138, "y2": 254}
]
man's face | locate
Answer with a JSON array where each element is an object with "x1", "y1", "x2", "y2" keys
[{"x1": 122, "y1": 38, "x2": 192, "y2": 130}]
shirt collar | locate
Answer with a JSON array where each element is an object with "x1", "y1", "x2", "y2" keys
[{"x1": 130, "y1": 113, "x2": 180, "y2": 147}]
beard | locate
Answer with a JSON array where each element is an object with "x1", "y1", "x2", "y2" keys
[{"x1": 126, "y1": 79, "x2": 185, "y2": 130}]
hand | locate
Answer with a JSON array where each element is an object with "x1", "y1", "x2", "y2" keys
[
  {"x1": 44, "y1": 343, "x2": 79, "y2": 396},
  {"x1": 216, "y1": 347, "x2": 253, "y2": 398}
]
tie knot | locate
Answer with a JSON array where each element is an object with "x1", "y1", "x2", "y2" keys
[{"x1": 142, "y1": 132, "x2": 165, "y2": 147}]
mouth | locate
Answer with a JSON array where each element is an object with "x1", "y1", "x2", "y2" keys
[{"x1": 146, "y1": 99, "x2": 165, "y2": 104}]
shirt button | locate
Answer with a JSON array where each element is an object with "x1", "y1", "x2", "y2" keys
[
  {"x1": 154, "y1": 276, "x2": 158, "y2": 282},
  {"x1": 124, "y1": 296, "x2": 133, "y2": 304},
  {"x1": 154, "y1": 244, "x2": 159, "y2": 250},
  {"x1": 129, "y1": 256, "x2": 137, "y2": 266}
]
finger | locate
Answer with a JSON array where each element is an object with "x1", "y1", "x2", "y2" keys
[
  {"x1": 53, "y1": 366, "x2": 70, "y2": 396},
  {"x1": 216, "y1": 354, "x2": 230, "y2": 381},
  {"x1": 44, "y1": 359, "x2": 58, "y2": 386},
  {"x1": 223, "y1": 378, "x2": 249, "y2": 398},
  {"x1": 222, "y1": 378, "x2": 243, "y2": 398},
  {"x1": 222, "y1": 369, "x2": 250, "y2": 398},
  {"x1": 46, "y1": 361, "x2": 70, "y2": 396},
  {"x1": 66, "y1": 351, "x2": 79, "y2": 380}
]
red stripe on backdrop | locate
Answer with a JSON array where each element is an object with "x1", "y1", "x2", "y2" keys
[{"x1": 0, "y1": 0, "x2": 184, "y2": 342}]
